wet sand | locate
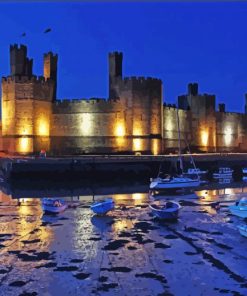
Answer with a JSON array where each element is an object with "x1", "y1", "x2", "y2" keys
[{"x1": 0, "y1": 188, "x2": 247, "y2": 296}]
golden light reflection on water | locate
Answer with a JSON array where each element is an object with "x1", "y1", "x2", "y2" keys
[
  {"x1": 16, "y1": 198, "x2": 53, "y2": 248},
  {"x1": 112, "y1": 193, "x2": 148, "y2": 205},
  {"x1": 113, "y1": 218, "x2": 134, "y2": 233}
]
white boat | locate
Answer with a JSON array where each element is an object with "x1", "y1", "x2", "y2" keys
[
  {"x1": 213, "y1": 167, "x2": 233, "y2": 179},
  {"x1": 242, "y1": 168, "x2": 247, "y2": 174},
  {"x1": 150, "y1": 176, "x2": 200, "y2": 190},
  {"x1": 185, "y1": 168, "x2": 208, "y2": 175},
  {"x1": 42, "y1": 198, "x2": 67, "y2": 214},
  {"x1": 149, "y1": 201, "x2": 181, "y2": 220},
  {"x1": 149, "y1": 107, "x2": 200, "y2": 191},
  {"x1": 228, "y1": 197, "x2": 247, "y2": 218},
  {"x1": 238, "y1": 225, "x2": 247, "y2": 237}
]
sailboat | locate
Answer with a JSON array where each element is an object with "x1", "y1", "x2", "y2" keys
[{"x1": 150, "y1": 107, "x2": 201, "y2": 191}]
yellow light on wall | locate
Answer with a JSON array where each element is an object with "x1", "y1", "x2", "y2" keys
[
  {"x1": 133, "y1": 127, "x2": 143, "y2": 136},
  {"x1": 38, "y1": 121, "x2": 49, "y2": 136},
  {"x1": 133, "y1": 138, "x2": 142, "y2": 151},
  {"x1": 18, "y1": 137, "x2": 32, "y2": 153},
  {"x1": 166, "y1": 118, "x2": 174, "y2": 131},
  {"x1": 115, "y1": 123, "x2": 125, "y2": 137},
  {"x1": 224, "y1": 127, "x2": 232, "y2": 146},
  {"x1": 201, "y1": 130, "x2": 209, "y2": 146},
  {"x1": 151, "y1": 139, "x2": 159, "y2": 155},
  {"x1": 81, "y1": 113, "x2": 92, "y2": 136}
]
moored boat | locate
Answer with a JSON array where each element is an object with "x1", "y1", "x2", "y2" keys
[
  {"x1": 150, "y1": 176, "x2": 200, "y2": 190},
  {"x1": 238, "y1": 225, "x2": 247, "y2": 238},
  {"x1": 91, "y1": 198, "x2": 115, "y2": 215},
  {"x1": 149, "y1": 201, "x2": 181, "y2": 220},
  {"x1": 185, "y1": 168, "x2": 208, "y2": 176},
  {"x1": 228, "y1": 197, "x2": 247, "y2": 218},
  {"x1": 213, "y1": 167, "x2": 233, "y2": 179},
  {"x1": 42, "y1": 198, "x2": 67, "y2": 214}
]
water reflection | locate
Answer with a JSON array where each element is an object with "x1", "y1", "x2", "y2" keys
[
  {"x1": 0, "y1": 181, "x2": 247, "y2": 295},
  {"x1": 91, "y1": 215, "x2": 114, "y2": 232}
]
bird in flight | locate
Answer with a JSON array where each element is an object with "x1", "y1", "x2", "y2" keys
[
  {"x1": 44, "y1": 28, "x2": 51, "y2": 34},
  {"x1": 21, "y1": 32, "x2": 26, "y2": 37}
]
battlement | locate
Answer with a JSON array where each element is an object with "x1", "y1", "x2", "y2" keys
[
  {"x1": 109, "y1": 51, "x2": 123, "y2": 57},
  {"x1": 2, "y1": 75, "x2": 54, "y2": 84},
  {"x1": 54, "y1": 98, "x2": 121, "y2": 106},
  {"x1": 44, "y1": 51, "x2": 58, "y2": 58},
  {"x1": 163, "y1": 103, "x2": 177, "y2": 109},
  {"x1": 10, "y1": 44, "x2": 27, "y2": 51},
  {"x1": 122, "y1": 76, "x2": 162, "y2": 83}
]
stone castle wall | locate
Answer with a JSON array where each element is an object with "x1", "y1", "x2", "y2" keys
[{"x1": 1, "y1": 44, "x2": 247, "y2": 155}]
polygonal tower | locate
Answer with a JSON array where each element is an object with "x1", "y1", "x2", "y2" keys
[{"x1": 1, "y1": 44, "x2": 57, "y2": 154}]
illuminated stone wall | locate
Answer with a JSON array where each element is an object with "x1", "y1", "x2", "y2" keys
[
  {"x1": 1, "y1": 76, "x2": 54, "y2": 154},
  {"x1": 178, "y1": 84, "x2": 216, "y2": 152},
  {"x1": 51, "y1": 98, "x2": 132, "y2": 154},
  {"x1": 118, "y1": 77, "x2": 162, "y2": 155},
  {"x1": 163, "y1": 106, "x2": 192, "y2": 152},
  {"x1": 2, "y1": 45, "x2": 247, "y2": 155},
  {"x1": 216, "y1": 112, "x2": 244, "y2": 152}
]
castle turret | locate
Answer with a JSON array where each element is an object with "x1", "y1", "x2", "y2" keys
[
  {"x1": 44, "y1": 52, "x2": 58, "y2": 100},
  {"x1": 109, "y1": 51, "x2": 123, "y2": 99},
  {"x1": 188, "y1": 83, "x2": 198, "y2": 96},
  {"x1": 10, "y1": 44, "x2": 33, "y2": 76}
]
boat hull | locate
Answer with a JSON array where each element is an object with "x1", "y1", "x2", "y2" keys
[
  {"x1": 229, "y1": 206, "x2": 247, "y2": 218},
  {"x1": 149, "y1": 202, "x2": 181, "y2": 220},
  {"x1": 42, "y1": 204, "x2": 67, "y2": 214},
  {"x1": 213, "y1": 173, "x2": 232, "y2": 179},
  {"x1": 150, "y1": 179, "x2": 200, "y2": 190},
  {"x1": 91, "y1": 199, "x2": 114, "y2": 215},
  {"x1": 238, "y1": 225, "x2": 247, "y2": 237}
]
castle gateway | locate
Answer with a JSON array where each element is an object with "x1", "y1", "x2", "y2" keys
[{"x1": 1, "y1": 44, "x2": 247, "y2": 155}]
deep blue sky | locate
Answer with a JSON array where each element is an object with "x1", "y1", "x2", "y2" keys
[{"x1": 0, "y1": 2, "x2": 247, "y2": 112}]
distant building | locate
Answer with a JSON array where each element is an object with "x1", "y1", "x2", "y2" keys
[{"x1": 1, "y1": 44, "x2": 247, "y2": 155}]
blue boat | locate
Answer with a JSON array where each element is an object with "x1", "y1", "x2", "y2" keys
[
  {"x1": 229, "y1": 197, "x2": 247, "y2": 218},
  {"x1": 91, "y1": 198, "x2": 115, "y2": 215},
  {"x1": 149, "y1": 201, "x2": 181, "y2": 220},
  {"x1": 42, "y1": 198, "x2": 67, "y2": 214},
  {"x1": 238, "y1": 225, "x2": 247, "y2": 238}
]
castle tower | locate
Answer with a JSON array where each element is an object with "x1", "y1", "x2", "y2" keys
[
  {"x1": 2, "y1": 44, "x2": 56, "y2": 154},
  {"x1": 188, "y1": 83, "x2": 198, "y2": 96},
  {"x1": 10, "y1": 44, "x2": 33, "y2": 76},
  {"x1": 44, "y1": 52, "x2": 58, "y2": 100},
  {"x1": 109, "y1": 52, "x2": 123, "y2": 99}
]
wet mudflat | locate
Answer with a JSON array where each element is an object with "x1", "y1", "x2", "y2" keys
[{"x1": 0, "y1": 187, "x2": 247, "y2": 296}]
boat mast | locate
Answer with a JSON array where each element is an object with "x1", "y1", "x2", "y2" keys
[{"x1": 176, "y1": 106, "x2": 183, "y2": 173}]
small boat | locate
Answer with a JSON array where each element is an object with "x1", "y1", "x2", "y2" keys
[
  {"x1": 228, "y1": 197, "x2": 247, "y2": 218},
  {"x1": 213, "y1": 167, "x2": 233, "y2": 179},
  {"x1": 242, "y1": 168, "x2": 247, "y2": 174},
  {"x1": 149, "y1": 201, "x2": 181, "y2": 220},
  {"x1": 42, "y1": 198, "x2": 67, "y2": 214},
  {"x1": 150, "y1": 176, "x2": 200, "y2": 190},
  {"x1": 91, "y1": 198, "x2": 115, "y2": 215},
  {"x1": 238, "y1": 225, "x2": 247, "y2": 238}
]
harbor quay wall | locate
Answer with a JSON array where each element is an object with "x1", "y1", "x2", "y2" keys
[{"x1": 1, "y1": 154, "x2": 247, "y2": 183}]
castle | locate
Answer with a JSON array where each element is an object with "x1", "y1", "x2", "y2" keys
[{"x1": 1, "y1": 44, "x2": 247, "y2": 155}]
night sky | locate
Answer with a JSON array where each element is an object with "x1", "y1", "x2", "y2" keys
[{"x1": 0, "y1": 1, "x2": 247, "y2": 112}]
